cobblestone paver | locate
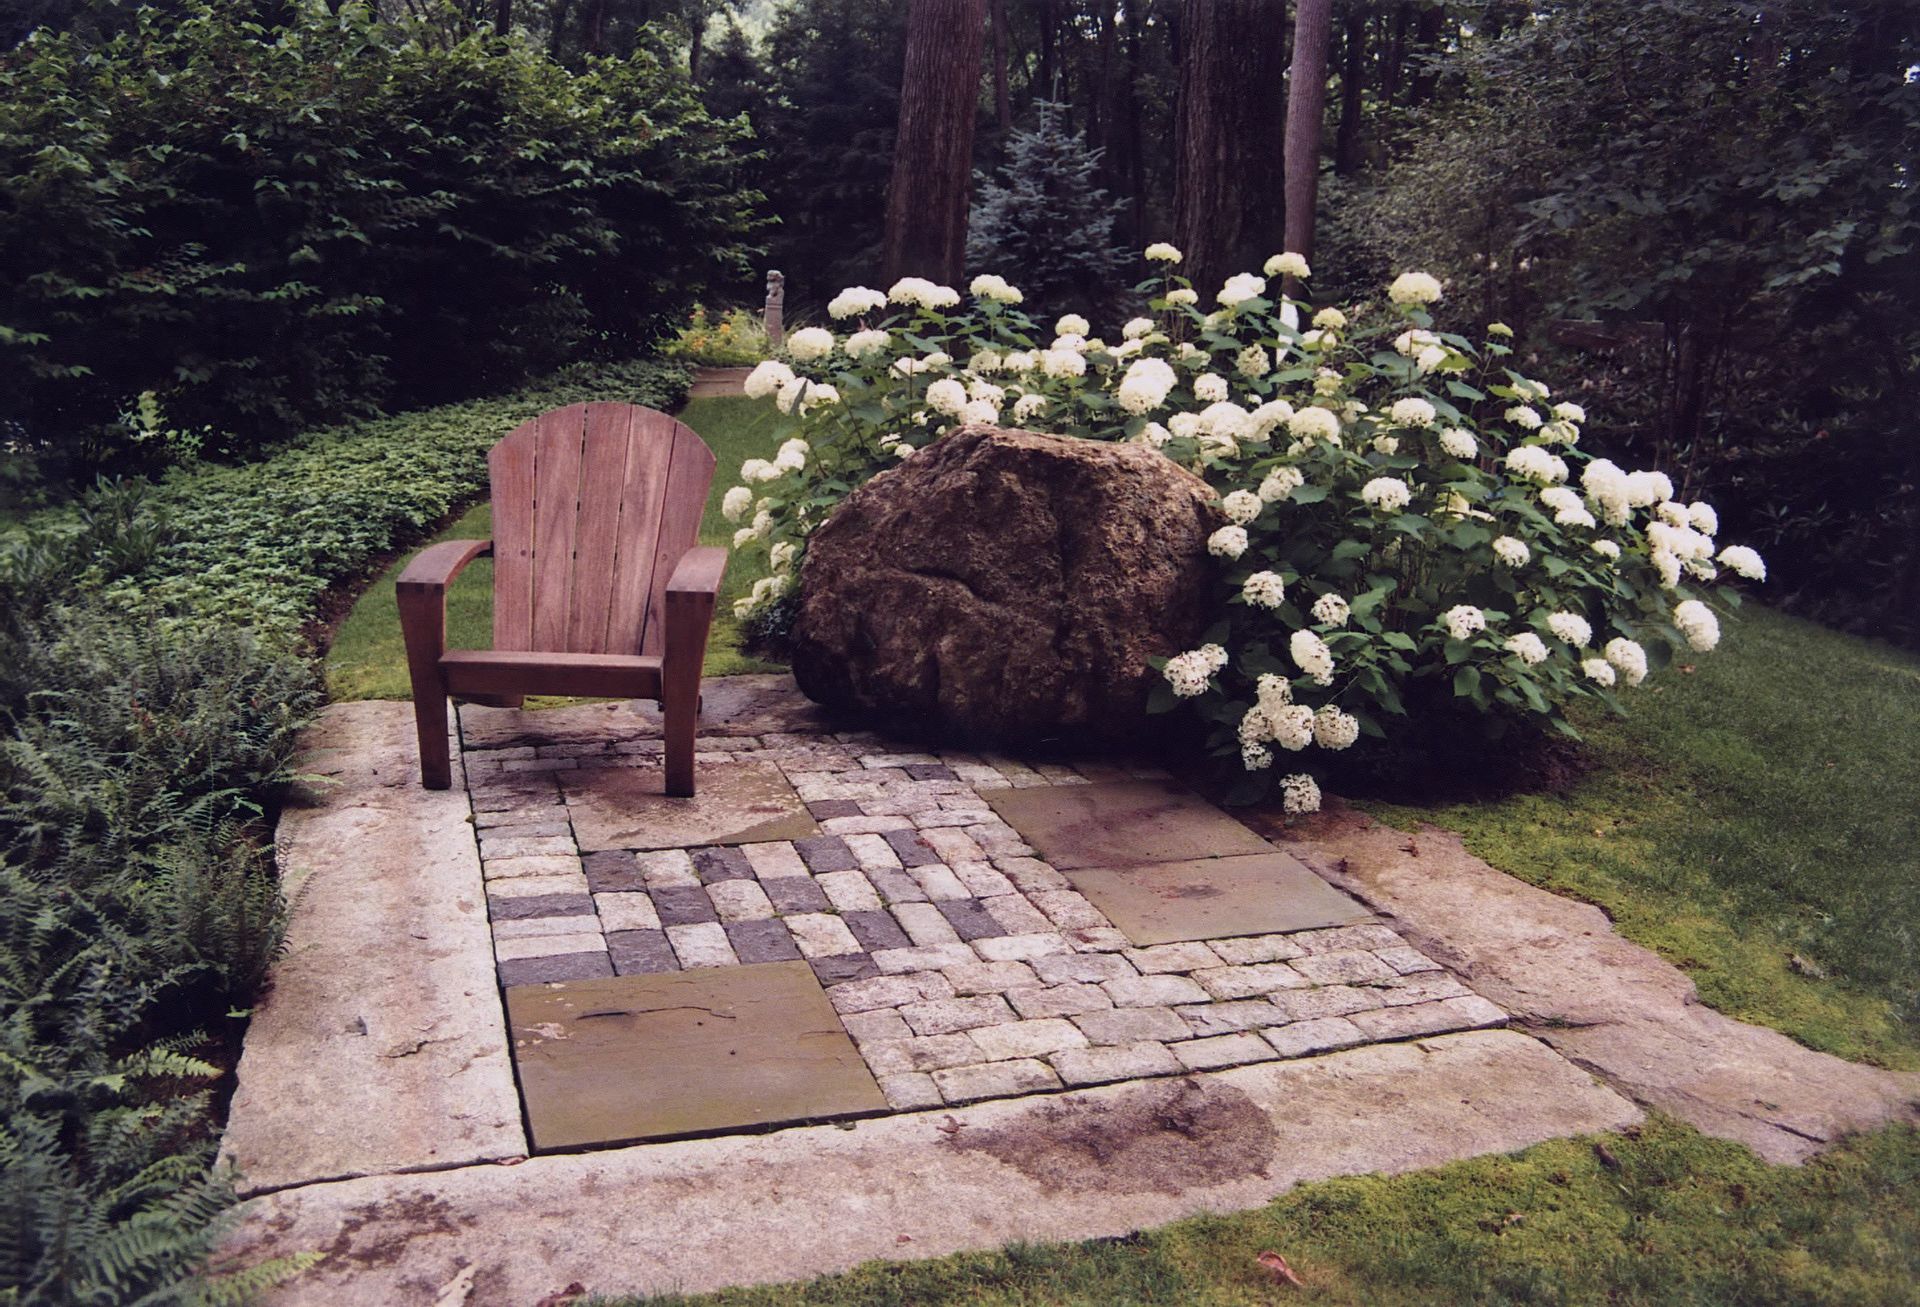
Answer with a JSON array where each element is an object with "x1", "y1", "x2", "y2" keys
[{"x1": 461, "y1": 702, "x2": 1507, "y2": 1112}]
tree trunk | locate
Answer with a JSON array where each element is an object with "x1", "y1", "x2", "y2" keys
[
  {"x1": 1283, "y1": 0, "x2": 1333, "y2": 282},
  {"x1": 1333, "y1": 3, "x2": 1366, "y2": 174},
  {"x1": 1408, "y1": 3, "x2": 1445, "y2": 106},
  {"x1": 494, "y1": 0, "x2": 512, "y2": 36},
  {"x1": 1038, "y1": 0, "x2": 1056, "y2": 98},
  {"x1": 1381, "y1": 2, "x2": 1410, "y2": 105},
  {"x1": 1123, "y1": 0, "x2": 1147, "y2": 248},
  {"x1": 689, "y1": 1, "x2": 708, "y2": 82},
  {"x1": 1172, "y1": 0, "x2": 1289, "y2": 299},
  {"x1": 882, "y1": 0, "x2": 990, "y2": 285},
  {"x1": 990, "y1": 0, "x2": 1013, "y2": 134}
]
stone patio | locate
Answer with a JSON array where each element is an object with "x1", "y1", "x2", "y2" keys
[{"x1": 458, "y1": 680, "x2": 1504, "y2": 1146}]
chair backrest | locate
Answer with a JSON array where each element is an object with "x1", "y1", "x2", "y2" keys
[{"x1": 488, "y1": 402, "x2": 717, "y2": 657}]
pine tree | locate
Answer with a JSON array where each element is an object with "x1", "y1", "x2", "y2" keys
[{"x1": 967, "y1": 100, "x2": 1129, "y2": 319}]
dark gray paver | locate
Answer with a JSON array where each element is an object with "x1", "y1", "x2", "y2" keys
[
  {"x1": 935, "y1": 898, "x2": 1008, "y2": 942},
  {"x1": 489, "y1": 893, "x2": 595, "y2": 921},
  {"x1": 903, "y1": 764, "x2": 957, "y2": 781},
  {"x1": 608, "y1": 929, "x2": 678, "y2": 975},
  {"x1": 1066, "y1": 851, "x2": 1372, "y2": 946},
  {"x1": 882, "y1": 829, "x2": 941, "y2": 867},
  {"x1": 651, "y1": 885, "x2": 721, "y2": 926},
  {"x1": 842, "y1": 909, "x2": 912, "y2": 952},
  {"x1": 810, "y1": 954, "x2": 879, "y2": 986},
  {"x1": 981, "y1": 779, "x2": 1274, "y2": 870},
  {"x1": 692, "y1": 846, "x2": 755, "y2": 883},
  {"x1": 725, "y1": 919, "x2": 803, "y2": 963},
  {"x1": 762, "y1": 877, "x2": 833, "y2": 914},
  {"x1": 794, "y1": 836, "x2": 860, "y2": 874},
  {"x1": 499, "y1": 952, "x2": 614, "y2": 987},
  {"x1": 865, "y1": 867, "x2": 928, "y2": 903},
  {"x1": 505, "y1": 962, "x2": 886, "y2": 1150},
  {"x1": 582, "y1": 851, "x2": 642, "y2": 894}
]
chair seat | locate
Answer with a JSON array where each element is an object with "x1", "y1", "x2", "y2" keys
[{"x1": 441, "y1": 649, "x2": 664, "y2": 700}]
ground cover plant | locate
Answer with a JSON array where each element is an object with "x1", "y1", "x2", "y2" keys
[
  {"x1": 666, "y1": 307, "x2": 777, "y2": 368},
  {"x1": 616, "y1": 1115, "x2": 1920, "y2": 1307},
  {"x1": 727, "y1": 257, "x2": 1769, "y2": 812},
  {"x1": 326, "y1": 393, "x2": 782, "y2": 699}
]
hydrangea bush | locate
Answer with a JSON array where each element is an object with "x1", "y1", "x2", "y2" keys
[{"x1": 729, "y1": 250, "x2": 1766, "y2": 811}]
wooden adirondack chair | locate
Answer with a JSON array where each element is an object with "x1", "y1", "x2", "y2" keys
[{"x1": 397, "y1": 402, "x2": 726, "y2": 796}]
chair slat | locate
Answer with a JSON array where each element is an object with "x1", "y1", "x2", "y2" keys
[
  {"x1": 640, "y1": 421, "x2": 719, "y2": 657},
  {"x1": 603, "y1": 408, "x2": 679, "y2": 655},
  {"x1": 530, "y1": 405, "x2": 588, "y2": 651},
  {"x1": 489, "y1": 423, "x2": 539, "y2": 651},
  {"x1": 566, "y1": 404, "x2": 638, "y2": 653}
]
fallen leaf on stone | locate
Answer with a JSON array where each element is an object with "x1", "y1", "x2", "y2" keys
[
  {"x1": 1257, "y1": 1250, "x2": 1305, "y2": 1287},
  {"x1": 936, "y1": 1114, "x2": 967, "y2": 1137}
]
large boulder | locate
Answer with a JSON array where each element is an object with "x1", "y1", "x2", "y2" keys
[{"x1": 788, "y1": 426, "x2": 1222, "y2": 745}]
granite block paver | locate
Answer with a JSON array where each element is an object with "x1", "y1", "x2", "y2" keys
[
  {"x1": 607, "y1": 929, "x2": 678, "y2": 975},
  {"x1": 499, "y1": 952, "x2": 614, "y2": 986},
  {"x1": 1051, "y1": 1041, "x2": 1181, "y2": 1086},
  {"x1": 581, "y1": 851, "x2": 643, "y2": 893},
  {"x1": 1071, "y1": 1005, "x2": 1191, "y2": 1045},
  {"x1": 666, "y1": 922, "x2": 739, "y2": 969},
  {"x1": 785, "y1": 913, "x2": 864, "y2": 958},
  {"x1": 932, "y1": 1058, "x2": 1060, "y2": 1104},
  {"x1": 725, "y1": 919, "x2": 803, "y2": 964},
  {"x1": 934, "y1": 898, "x2": 1008, "y2": 942},
  {"x1": 761, "y1": 877, "x2": 833, "y2": 915},
  {"x1": 593, "y1": 892, "x2": 661, "y2": 934},
  {"x1": 842, "y1": 909, "x2": 913, "y2": 953},
  {"x1": 489, "y1": 892, "x2": 594, "y2": 921},
  {"x1": 691, "y1": 847, "x2": 755, "y2": 884},
  {"x1": 651, "y1": 885, "x2": 721, "y2": 926}
]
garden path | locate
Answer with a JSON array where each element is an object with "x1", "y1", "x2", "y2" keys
[{"x1": 215, "y1": 674, "x2": 1917, "y2": 1303}]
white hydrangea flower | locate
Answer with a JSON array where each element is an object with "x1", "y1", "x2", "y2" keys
[
  {"x1": 966, "y1": 378, "x2": 1005, "y2": 405},
  {"x1": 1312, "y1": 306, "x2": 1347, "y2": 330},
  {"x1": 1593, "y1": 539, "x2": 1622, "y2": 561},
  {"x1": 1548, "y1": 612, "x2": 1593, "y2": 646},
  {"x1": 1136, "y1": 422, "x2": 1172, "y2": 449},
  {"x1": 1162, "y1": 648, "x2": 1220, "y2": 697},
  {"x1": 1655, "y1": 501, "x2": 1690, "y2": 528},
  {"x1": 1687, "y1": 557, "x2": 1719, "y2": 582},
  {"x1": 1280, "y1": 773, "x2": 1322, "y2": 816},
  {"x1": 1492, "y1": 535, "x2": 1530, "y2": 567},
  {"x1": 731, "y1": 594, "x2": 755, "y2": 618},
  {"x1": 891, "y1": 355, "x2": 929, "y2": 377},
  {"x1": 1624, "y1": 469, "x2": 1673, "y2": 508},
  {"x1": 1505, "y1": 405, "x2": 1543, "y2": 430},
  {"x1": 797, "y1": 382, "x2": 838, "y2": 413},
  {"x1": 1582, "y1": 657, "x2": 1616, "y2": 687},
  {"x1": 1003, "y1": 350, "x2": 1038, "y2": 372},
  {"x1": 1217, "y1": 272, "x2": 1268, "y2": 307},
  {"x1": 1259, "y1": 466, "x2": 1304, "y2": 502},
  {"x1": 1264, "y1": 251, "x2": 1311, "y2": 279},
  {"x1": 1314, "y1": 368, "x2": 1343, "y2": 396},
  {"x1": 1415, "y1": 345, "x2": 1449, "y2": 374},
  {"x1": 1504, "y1": 632, "x2": 1549, "y2": 665},
  {"x1": 744, "y1": 359, "x2": 795, "y2": 399},
  {"x1": 1121, "y1": 316, "x2": 1155, "y2": 340},
  {"x1": 1438, "y1": 427, "x2": 1478, "y2": 460},
  {"x1": 1271, "y1": 703, "x2": 1316, "y2": 751},
  {"x1": 1388, "y1": 271, "x2": 1443, "y2": 305},
  {"x1": 1515, "y1": 377, "x2": 1550, "y2": 400},
  {"x1": 1012, "y1": 393, "x2": 1048, "y2": 422},
  {"x1": 961, "y1": 399, "x2": 1000, "y2": 424},
  {"x1": 1165, "y1": 287, "x2": 1199, "y2": 307},
  {"x1": 769, "y1": 541, "x2": 797, "y2": 573},
  {"x1": 1311, "y1": 593, "x2": 1350, "y2": 627},
  {"x1": 1248, "y1": 400, "x2": 1294, "y2": 440},
  {"x1": 1393, "y1": 328, "x2": 1438, "y2": 358},
  {"x1": 1117, "y1": 356, "x2": 1176, "y2": 413},
  {"x1": 1372, "y1": 435, "x2": 1400, "y2": 456},
  {"x1": 1145, "y1": 242, "x2": 1183, "y2": 263},
  {"x1": 1221, "y1": 489, "x2": 1262, "y2": 525},
  {"x1": 1361, "y1": 477, "x2": 1412, "y2": 513},
  {"x1": 1188, "y1": 372, "x2": 1226, "y2": 403},
  {"x1": 1552, "y1": 401, "x2": 1587, "y2": 423},
  {"x1": 1717, "y1": 545, "x2": 1766, "y2": 580},
  {"x1": 786, "y1": 326, "x2": 834, "y2": 361},
  {"x1": 887, "y1": 277, "x2": 960, "y2": 309},
  {"x1": 1301, "y1": 328, "x2": 1337, "y2": 350},
  {"x1": 1168, "y1": 413, "x2": 1201, "y2": 440},
  {"x1": 1289, "y1": 629, "x2": 1335, "y2": 686},
  {"x1": 968, "y1": 273, "x2": 1024, "y2": 303},
  {"x1": 1673, "y1": 600, "x2": 1720, "y2": 652},
  {"x1": 721, "y1": 485, "x2": 753, "y2": 523},
  {"x1": 1690, "y1": 502, "x2": 1720, "y2": 536},
  {"x1": 1242, "y1": 742, "x2": 1275, "y2": 771},
  {"x1": 1541, "y1": 487, "x2": 1582, "y2": 516},
  {"x1": 1604, "y1": 637, "x2": 1649, "y2": 686},
  {"x1": 1539, "y1": 419, "x2": 1580, "y2": 446},
  {"x1": 739, "y1": 457, "x2": 778, "y2": 484},
  {"x1": 750, "y1": 509, "x2": 773, "y2": 539},
  {"x1": 1289, "y1": 406, "x2": 1342, "y2": 443},
  {"x1": 1388, "y1": 397, "x2": 1436, "y2": 428},
  {"x1": 1242, "y1": 570, "x2": 1286, "y2": 609},
  {"x1": 1198, "y1": 402, "x2": 1252, "y2": 444},
  {"x1": 827, "y1": 286, "x2": 888, "y2": 320},
  {"x1": 1235, "y1": 345, "x2": 1272, "y2": 379},
  {"x1": 969, "y1": 349, "x2": 1003, "y2": 375},
  {"x1": 1652, "y1": 550, "x2": 1682, "y2": 589},
  {"x1": 1256, "y1": 672, "x2": 1293, "y2": 716},
  {"x1": 731, "y1": 526, "x2": 756, "y2": 550},
  {"x1": 774, "y1": 377, "x2": 805, "y2": 414},
  {"x1": 1505, "y1": 445, "x2": 1567, "y2": 485},
  {"x1": 843, "y1": 328, "x2": 890, "y2": 360},
  {"x1": 1041, "y1": 348, "x2": 1087, "y2": 379},
  {"x1": 1051, "y1": 333, "x2": 1087, "y2": 354},
  {"x1": 1207, "y1": 525, "x2": 1249, "y2": 559},
  {"x1": 1239, "y1": 706, "x2": 1276, "y2": 746},
  {"x1": 1313, "y1": 705, "x2": 1359, "y2": 750},
  {"x1": 1050, "y1": 312, "x2": 1089, "y2": 337},
  {"x1": 925, "y1": 378, "x2": 968, "y2": 417},
  {"x1": 1442, "y1": 605, "x2": 1486, "y2": 640},
  {"x1": 774, "y1": 438, "x2": 809, "y2": 471}
]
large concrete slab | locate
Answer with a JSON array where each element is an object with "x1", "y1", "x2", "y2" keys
[
  {"x1": 1069, "y1": 852, "x2": 1374, "y2": 945},
  {"x1": 507, "y1": 962, "x2": 885, "y2": 1150},
  {"x1": 982, "y1": 780, "x2": 1274, "y2": 870},
  {"x1": 223, "y1": 1030, "x2": 1639, "y2": 1304},
  {"x1": 1249, "y1": 801, "x2": 1920, "y2": 1165},
  {"x1": 221, "y1": 703, "x2": 525, "y2": 1197},
  {"x1": 561, "y1": 759, "x2": 817, "y2": 851}
]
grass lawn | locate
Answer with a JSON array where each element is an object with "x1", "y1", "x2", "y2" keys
[
  {"x1": 324, "y1": 395, "x2": 783, "y2": 698},
  {"x1": 1368, "y1": 604, "x2": 1920, "y2": 1071},
  {"x1": 616, "y1": 1116, "x2": 1920, "y2": 1306}
]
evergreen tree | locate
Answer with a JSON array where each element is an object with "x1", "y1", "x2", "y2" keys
[{"x1": 967, "y1": 99, "x2": 1128, "y2": 318}]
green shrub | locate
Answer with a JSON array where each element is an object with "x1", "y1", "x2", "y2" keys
[
  {"x1": 727, "y1": 259, "x2": 1768, "y2": 808},
  {"x1": 0, "y1": 3, "x2": 759, "y2": 481},
  {"x1": 665, "y1": 305, "x2": 773, "y2": 367}
]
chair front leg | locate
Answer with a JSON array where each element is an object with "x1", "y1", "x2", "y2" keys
[
  {"x1": 662, "y1": 546, "x2": 726, "y2": 798},
  {"x1": 397, "y1": 582, "x2": 453, "y2": 790}
]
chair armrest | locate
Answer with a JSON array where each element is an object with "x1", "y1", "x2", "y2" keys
[
  {"x1": 397, "y1": 539, "x2": 493, "y2": 596},
  {"x1": 666, "y1": 546, "x2": 729, "y2": 602}
]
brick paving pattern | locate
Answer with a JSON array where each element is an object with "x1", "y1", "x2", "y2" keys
[{"x1": 463, "y1": 715, "x2": 1506, "y2": 1110}]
